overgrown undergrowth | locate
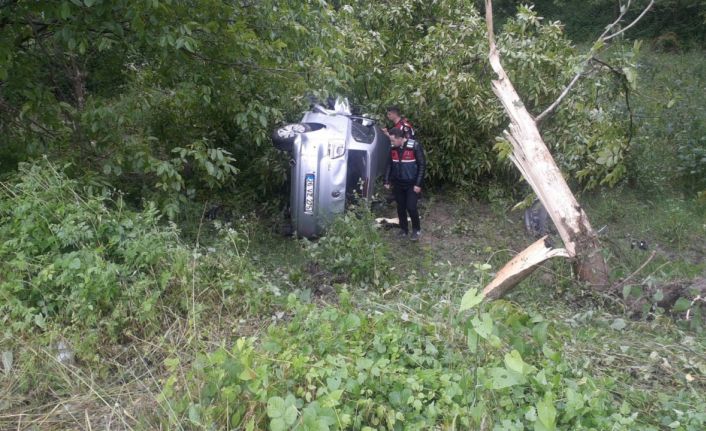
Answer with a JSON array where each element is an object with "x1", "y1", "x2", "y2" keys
[
  {"x1": 2, "y1": 45, "x2": 706, "y2": 431},
  {"x1": 1, "y1": 160, "x2": 705, "y2": 430}
]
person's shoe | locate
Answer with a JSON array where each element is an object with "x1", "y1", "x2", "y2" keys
[
  {"x1": 410, "y1": 230, "x2": 422, "y2": 241},
  {"x1": 396, "y1": 229, "x2": 408, "y2": 239}
]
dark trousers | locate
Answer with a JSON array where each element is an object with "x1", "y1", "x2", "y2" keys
[{"x1": 393, "y1": 183, "x2": 420, "y2": 233}]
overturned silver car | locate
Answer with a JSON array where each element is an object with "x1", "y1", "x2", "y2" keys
[{"x1": 272, "y1": 98, "x2": 389, "y2": 238}]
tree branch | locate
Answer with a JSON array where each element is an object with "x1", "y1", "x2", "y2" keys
[
  {"x1": 187, "y1": 51, "x2": 304, "y2": 76},
  {"x1": 597, "y1": 0, "x2": 633, "y2": 41},
  {"x1": 535, "y1": 0, "x2": 655, "y2": 123},
  {"x1": 535, "y1": 70, "x2": 583, "y2": 124},
  {"x1": 604, "y1": 0, "x2": 655, "y2": 42},
  {"x1": 0, "y1": 94, "x2": 57, "y2": 138},
  {"x1": 485, "y1": 0, "x2": 495, "y2": 52}
]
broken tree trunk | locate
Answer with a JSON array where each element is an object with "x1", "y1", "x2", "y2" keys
[
  {"x1": 483, "y1": 0, "x2": 609, "y2": 293},
  {"x1": 483, "y1": 236, "x2": 570, "y2": 300}
]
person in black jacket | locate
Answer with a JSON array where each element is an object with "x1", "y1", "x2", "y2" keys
[{"x1": 384, "y1": 127, "x2": 426, "y2": 241}]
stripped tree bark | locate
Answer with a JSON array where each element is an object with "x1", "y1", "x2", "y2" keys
[{"x1": 481, "y1": 0, "x2": 654, "y2": 298}]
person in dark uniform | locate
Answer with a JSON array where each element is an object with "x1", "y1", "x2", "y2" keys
[{"x1": 384, "y1": 127, "x2": 426, "y2": 241}]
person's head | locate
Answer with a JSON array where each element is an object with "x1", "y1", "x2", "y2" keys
[
  {"x1": 386, "y1": 105, "x2": 402, "y2": 122},
  {"x1": 389, "y1": 127, "x2": 406, "y2": 147}
]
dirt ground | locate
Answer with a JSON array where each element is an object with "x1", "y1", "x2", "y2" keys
[{"x1": 379, "y1": 193, "x2": 533, "y2": 267}]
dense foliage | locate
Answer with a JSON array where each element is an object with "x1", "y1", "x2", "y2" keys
[
  {"x1": 162, "y1": 287, "x2": 649, "y2": 430},
  {"x1": 305, "y1": 206, "x2": 391, "y2": 288},
  {"x1": 0, "y1": 161, "x2": 187, "y2": 337},
  {"x1": 1, "y1": 0, "x2": 352, "y2": 213},
  {"x1": 1, "y1": 0, "x2": 649, "y2": 209}
]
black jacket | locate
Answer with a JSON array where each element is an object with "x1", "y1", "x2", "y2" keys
[{"x1": 384, "y1": 139, "x2": 426, "y2": 187}]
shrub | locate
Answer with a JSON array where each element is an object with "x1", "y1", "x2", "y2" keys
[
  {"x1": 305, "y1": 205, "x2": 391, "y2": 288},
  {"x1": 0, "y1": 161, "x2": 188, "y2": 337},
  {"x1": 160, "y1": 289, "x2": 641, "y2": 430},
  {"x1": 627, "y1": 49, "x2": 706, "y2": 198}
]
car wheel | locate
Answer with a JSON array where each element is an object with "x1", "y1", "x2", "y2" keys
[{"x1": 271, "y1": 123, "x2": 312, "y2": 152}]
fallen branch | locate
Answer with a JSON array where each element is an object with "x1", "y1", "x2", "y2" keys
[
  {"x1": 612, "y1": 250, "x2": 656, "y2": 293},
  {"x1": 482, "y1": 236, "x2": 570, "y2": 300}
]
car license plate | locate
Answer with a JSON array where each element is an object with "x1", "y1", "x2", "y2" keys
[{"x1": 304, "y1": 173, "x2": 315, "y2": 214}]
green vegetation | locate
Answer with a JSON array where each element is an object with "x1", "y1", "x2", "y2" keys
[
  {"x1": 305, "y1": 206, "x2": 391, "y2": 288},
  {"x1": 1, "y1": 0, "x2": 645, "y2": 205},
  {"x1": 1, "y1": 0, "x2": 705, "y2": 430},
  {"x1": 0, "y1": 161, "x2": 188, "y2": 337}
]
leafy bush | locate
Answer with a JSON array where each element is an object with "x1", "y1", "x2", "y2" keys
[
  {"x1": 0, "y1": 161, "x2": 188, "y2": 337},
  {"x1": 676, "y1": 134, "x2": 706, "y2": 196},
  {"x1": 0, "y1": 0, "x2": 343, "y2": 212},
  {"x1": 627, "y1": 49, "x2": 706, "y2": 198},
  {"x1": 160, "y1": 298, "x2": 478, "y2": 430},
  {"x1": 188, "y1": 219, "x2": 281, "y2": 317},
  {"x1": 305, "y1": 206, "x2": 391, "y2": 288},
  {"x1": 352, "y1": 2, "x2": 635, "y2": 191},
  {"x1": 160, "y1": 286, "x2": 644, "y2": 430}
]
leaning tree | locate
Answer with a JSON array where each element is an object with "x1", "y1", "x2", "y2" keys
[{"x1": 481, "y1": 0, "x2": 655, "y2": 298}]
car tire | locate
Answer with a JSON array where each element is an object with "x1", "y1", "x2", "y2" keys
[{"x1": 271, "y1": 123, "x2": 312, "y2": 152}]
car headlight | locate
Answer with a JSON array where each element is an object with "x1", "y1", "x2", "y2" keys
[{"x1": 328, "y1": 139, "x2": 345, "y2": 159}]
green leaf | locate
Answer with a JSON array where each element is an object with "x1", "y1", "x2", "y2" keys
[
  {"x1": 460, "y1": 287, "x2": 484, "y2": 311},
  {"x1": 60, "y1": 2, "x2": 71, "y2": 20},
  {"x1": 283, "y1": 404, "x2": 298, "y2": 425},
  {"x1": 673, "y1": 297, "x2": 692, "y2": 312},
  {"x1": 610, "y1": 318, "x2": 626, "y2": 331},
  {"x1": 622, "y1": 66, "x2": 637, "y2": 90},
  {"x1": 34, "y1": 314, "x2": 46, "y2": 329},
  {"x1": 2, "y1": 350, "x2": 14, "y2": 374},
  {"x1": 488, "y1": 367, "x2": 522, "y2": 389},
  {"x1": 504, "y1": 350, "x2": 535, "y2": 376},
  {"x1": 622, "y1": 284, "x2": 632, "y2": 299},
  {"x1": 471, "y1": 313, "x2": 493, "y2": 339},
  {"x1": 188, "y1": 404, "x2": 201, "y2": 424},
  {"x1": 238, "y1": 367, "x2": 256, "y2": 381},
  {"x1": 345, "y1": 313, "x2": 361, "y2": 329},
  {"x1": 270, "y1": 417, "x2": 286, "y2": 431},
  {"x1": 535, "y1": 396, "x2": 556, "y2": 431},
  {"x1": 467, "y1": 327, "x2": 479, "y2": 353},
  {"x1": 68, "y1": 257, "x2": 81, "y2": 270},
  {"x1": 321, "y1": 389, "x2": 343, "y2": 408},
  {"x1": 267, "y1": 396, "x2": 285, "y2": 418}
]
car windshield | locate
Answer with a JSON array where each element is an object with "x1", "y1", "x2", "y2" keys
[{"x1": 351, "y1": 121, "x2": 375, "y2": 144}]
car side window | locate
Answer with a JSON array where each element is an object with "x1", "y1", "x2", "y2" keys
[{"x1": 350, "y1": 120, "x2": 375, "y2": 144}]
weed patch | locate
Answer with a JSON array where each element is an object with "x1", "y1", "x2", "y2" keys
[
  {"x1": 0, "y1": 162, "x2": 188, "y2": 338},
  {"x1": 305, "y1": 206, "x2": 392, "y2": 289}
]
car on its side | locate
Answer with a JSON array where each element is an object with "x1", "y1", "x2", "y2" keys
[{"x1": 272, "y1": 98, "x2": 389, "y2": 238}]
